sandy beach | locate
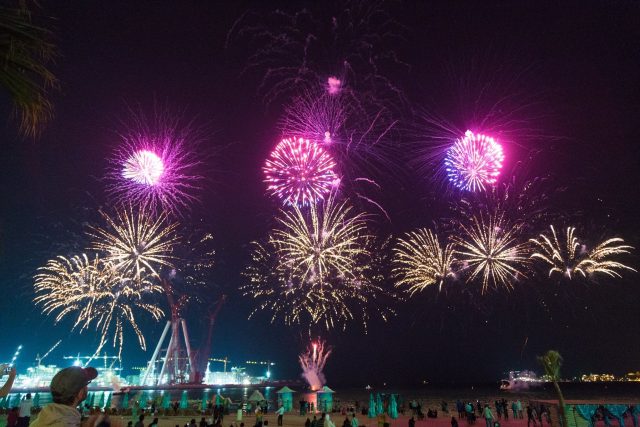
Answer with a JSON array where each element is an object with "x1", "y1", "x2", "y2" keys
[{"x1": 60, "y1": 412, "x2": 548, "y2": 427}]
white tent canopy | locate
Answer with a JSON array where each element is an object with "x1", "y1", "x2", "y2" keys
[{"x1": 248, "y1": 390, "x2": 266, "y2": 402}]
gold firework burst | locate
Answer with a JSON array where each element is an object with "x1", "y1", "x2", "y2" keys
[
  {"x1": 393, "y1": 229, "x2": 456, "y2": 294},
  {"x1": 242, "y1": 196, "x2": 393, "y2": 330},
  {"x1": 455, "y1": 212, "x2": 528, "y2": 292},
  {"x1": 88, "y1": 206, "x2": 179, "y2": 280},
  {"x1": 270, "y1": 196, "x2": 369, "y2": 285},
  {"x1": 530, "y1": 226, "x2": 635, "y2": 279},
  {"x1": 34, "y1": 254, "x2": 163, "y2": 356}
]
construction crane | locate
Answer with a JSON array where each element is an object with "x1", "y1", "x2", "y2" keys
[
  {"x1": 36, "y1": 340, "x2": 61, "y2": 367},
  {"x1": 8, "y1": 345, "x2": 22, "y2": 367},
  {"x1": 208, "y1": 357, "x2": 230, "y2": 373},
  {"x1": 191, "y1": 295, "x2": 226, "y2": 383}
]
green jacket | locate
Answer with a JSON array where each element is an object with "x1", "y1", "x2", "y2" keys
[{"x1": 484, "y1": 407, "x2": 494, "y2": 420}]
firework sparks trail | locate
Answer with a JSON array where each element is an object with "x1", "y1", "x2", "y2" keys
[
  {"x1": 454, "y1": 212, "x2": 528, "y2": 292},
  {"x1": 299, "y1": 339, "x2": 332, "y2": 391},
  {"x1": 242, "y1": 196, "x2": 393, "y2": 330},
  {"x1": 105, "y1": 111, "x2": 203, "y2": 216},
  {"x1": 393, "y1": 229, "x2": 456, "y2": 294},
  {"x1": 445, "y1": 130, "x2": 504, "y2": 192},
  {"x1": 451, "y1": 168, "x2": 558, "y2": 235},
  {"x1": 279, "y1": 91, "x2": 348, "y2": 147},
  {"x1": 34, "y1": 254, "x2": 164, "y2": 357},
  {"x1": 278, "y1": 90, "x2": 401, "y2": 179},
  {"x1": 530, "y1": 225, "x2": 635, "y2": 279},
  {"x1": 263, "y1": 137, "x2": 339, "y2": 206},
  {"x1": 88, "y1": 206, "x2": 179, "y2": 281},
  {"x1": 181, "y1": 231, "x2": 216, "y2": 289},
  {"x1": 226, "y1": 1, "x2": 409, "y2": 108}
]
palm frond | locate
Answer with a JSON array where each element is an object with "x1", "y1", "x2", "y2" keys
[{"x1": 0, "y1": 4, "x2": 58, "y2": 138}]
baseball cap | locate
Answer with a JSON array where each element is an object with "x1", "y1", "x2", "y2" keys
[{"x1": 50, "y1": 366, "x2": 98, "y2": 401}]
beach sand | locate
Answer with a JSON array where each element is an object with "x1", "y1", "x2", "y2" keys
[{"x1": 94, "y1": 413, "x2": 546, "y2": 427}]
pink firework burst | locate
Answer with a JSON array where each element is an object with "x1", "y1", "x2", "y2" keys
[
  {"x1": 444, "y1": 130, "x2": 504, "y2": 192},
  {"x1": 327, "y1": 76, "x2": 342, "y2": 95},
  {"x1": 122, "y1": 150, "x2": 165, "y2": 185},
  {"x1": 263, "y1": 137, "x2": 339, "y2": 206},
  {"x1": 106, "y1": 112, "x2": 203, "y2": 216}
]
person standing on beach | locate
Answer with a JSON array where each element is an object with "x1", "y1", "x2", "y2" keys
[
  {"x1": 465, "y1": 403, "x2": 474, "y2": 422},
  {"x1": 516, "y1": 401, "x2": 523, "y2": 419},
  {"x1": 502, "y1": 401, "x2": 508, "y2": 421},
  {"x1": 511, "y1": 402, "x2": 517, "y2": 419},
  {"x1": 8, "y1": 407, "x2": 19, "y2": 427},
  {"x1": 324, "y1": 414, "x2": 336, "y2": 427},
  {"x1": 495, "y1": 401, "x2": 501, "y2": 420},
  {"x1": 483, "y1": 404, "x2": 494, "y2": 427},
  {"x1": 276, "y1": 405, "x2": 285, "y2": 426},
  {"x1": 627, "y1": 405, "x2": 638, "y2": 427},
  {"x1": 456, "y1": 401, "x2": 464, "y2": 419},
  {"x1": 409, "y1": 417, "x2": 415, "y2": 427},
  {"x1": 18, "y1": 393, "x2": 33, "y2": 427},
  {"x1": 351, "y1": 413, "x2": 359, "y2": 427},
  {"x1": 526, "y1": 406, "x2": 537, "y2": 427}
]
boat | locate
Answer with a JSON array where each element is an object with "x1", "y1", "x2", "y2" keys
[{"x1": 500, "y1": 371, "x2": 545, "y2": 391}]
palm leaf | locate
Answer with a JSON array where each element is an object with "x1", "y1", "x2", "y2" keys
[{"x1": 0, "y1": 4, "x2": 58, "y2": 138}]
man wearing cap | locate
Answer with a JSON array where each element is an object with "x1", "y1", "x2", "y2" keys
[{"x1": 30, "y1": 366, "x2": 98, "y2": 427}]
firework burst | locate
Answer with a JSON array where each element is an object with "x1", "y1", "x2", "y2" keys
[
  {"x1": 263, "y1": 136, "x2": 339, "y2": 206},
  {"x1": 444, "y1": 130, "x2": 504, "y2": 192},
  {"x1": 122, "y1": 150, "x2": 165, "y2": 185},
  {"x1": 88, "y1": 206, "x2": 179, "y2": 280},
  {"x1": 393, "y1": 229, "x2": 456, "y2": 294},
  {"x1": 271, "y1": 196, "x2": 368, "y2": 284},
  {"x1": 411, "y1": 55, "x2": 558, "y2": 191},
  {"x1": 242, "y1": 196, "x2": 393, "y2": 330},
  {"x1": 34, "y1": 254, "x2": 163, "y2": 357},
  {"x1": 105, "y1": 110, "x2": 204, "y2": 216},
  {"x1": 299, "y1": 339, "x2": 332, "y2": 391},
  {"x1": 530, "y1": 226, "x2": 635, "y2": 280},
  {"x1": 454, "y1": 212, "x2": 528, "y2": 292}
]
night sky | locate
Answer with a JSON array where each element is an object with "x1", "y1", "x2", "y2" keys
[{"x1": 1, "y1": 0, "x2": 639, "y2": 387}]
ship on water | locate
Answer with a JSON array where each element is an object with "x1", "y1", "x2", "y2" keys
[
  {"x1": 499, "y1": 370, "x2": 546, "y2": 391},
  {"x1": 10, "y1": 355, "x2": 274, "y2": 392}
]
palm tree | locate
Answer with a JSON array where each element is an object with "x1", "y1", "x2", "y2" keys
[
  {"x1": 538, "y1": 350, "x2": 568, "y2": 427},
  {"x1": 0, "y1": 2, "x2": 58, "y2": 138}
]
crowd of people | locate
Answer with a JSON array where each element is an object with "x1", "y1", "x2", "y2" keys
[{"x1": 3, "y1": 365, "x2": 640, "y2": 427}]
